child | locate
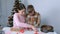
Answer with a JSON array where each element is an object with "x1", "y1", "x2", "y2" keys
[
  {"x1": 11, "y1": 0, "x2": 37, "y2": 31},
  {"x1": 26, "y1": 5, "x2": 40, "y2": 28}
]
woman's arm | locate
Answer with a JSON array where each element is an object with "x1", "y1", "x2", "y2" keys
[{"x1": 13, "y1": 13, "x2": 32, "y2": 28}]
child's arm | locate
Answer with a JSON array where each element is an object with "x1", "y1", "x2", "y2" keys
[
  {"x1": 36, "y1": 13, "x2": 41, "y2": 27},
  {"x1": 26, "y1": 15, "x2": 31, "y2": 24}
]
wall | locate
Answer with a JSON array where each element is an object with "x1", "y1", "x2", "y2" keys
[
  {"x1": 27, "y1": 0, "x2": 60, "y2": 34},
  {"x1": 0, "y1": 0, "x2": 6, "y2": 26},
  {"x1": 0, "y1": 0, "x2": 1, "y2": 23},
  {"x1": 0, "y1": 0, "x2": 14, "y2": 26}
]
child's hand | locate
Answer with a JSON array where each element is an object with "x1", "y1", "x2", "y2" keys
[{"x1": 31, "y1": 25, "x2": 38, "y2": 31}]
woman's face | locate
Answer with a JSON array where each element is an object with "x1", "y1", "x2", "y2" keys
[{"x1": 18, "y1": 9, "x2": 26, "y2": 15}]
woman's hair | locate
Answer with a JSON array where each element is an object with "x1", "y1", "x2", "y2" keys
[
  {"x1": 12, "y1": 0, "x2": 26, "y2": 13},
  {"x1": 8, "y1": 0, "x2": 26, "y2": 27},
  {"x1": 27, "y1": 5, "x2": 35, "y2": 14}
]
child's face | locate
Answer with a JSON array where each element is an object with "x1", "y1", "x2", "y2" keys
[
  {"x1": 29, "y1": 11, "x2": 35, "y2": 16},
  {"x1": 18, "y1": 9, "x2": 26, "y2": 15}
]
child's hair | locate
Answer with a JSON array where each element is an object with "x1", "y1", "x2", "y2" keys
[
  {"x1": 27, "y1": 5, "x2": 35, "y2": 14},
  {"x1": 12, "y1": 0, "x2": 26, "y2": 13}
]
